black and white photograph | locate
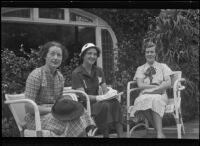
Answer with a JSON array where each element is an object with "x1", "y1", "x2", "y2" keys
[{"x1": 1, "y1": 1, "x2": 199, "y2": 145}]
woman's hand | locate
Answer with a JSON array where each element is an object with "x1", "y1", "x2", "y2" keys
[
  {"x1": 142, "y1": 88, "x2": 156, "y2": 94},
  {"x1": 141, "y1": 87, "x2": 164, "y2": 95}
]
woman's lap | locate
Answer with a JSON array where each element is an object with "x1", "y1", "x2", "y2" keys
[
  {"x1": 91, "y1": 99, "x2": 123, "y2": 128},
  {"x1": 24, "y1": 111, "x2": 92, "y2": 136},
  {"x1": 130, "y1": 94, "x2": 168, "y2": 118}
]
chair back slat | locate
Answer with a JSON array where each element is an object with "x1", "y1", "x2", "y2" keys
[
  {"x1": 63, "y1": 86, "x2": 72, "y2": 91},
  {"x1": 5, "y1": 94, "x2": 26, "y2": 131},
  {"x1": 170, "y1": 71, "x2": 182, "y2": 87}
]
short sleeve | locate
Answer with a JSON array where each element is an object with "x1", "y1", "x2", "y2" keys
[
  {"x1": 25, "y1": 69, "x2": 41, "y2": 101},
  {"x1": 133, "y1": 66, "x2": 145, "y2": 80},
  {"x1": 71, "y1": 71, "x2": 83, "y2": 89},
  {"x1": 162, "y1": 64, "x2": 173, "y2": 77}
]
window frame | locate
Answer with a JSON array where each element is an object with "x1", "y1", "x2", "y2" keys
[{"x1": 1, "y1": 8, "x2": 118, "y2": 69}]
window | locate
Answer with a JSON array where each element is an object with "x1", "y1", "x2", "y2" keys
[
  {"x1": 2, "y1": 8, "x2": 118, "y2": 70},
  {"x1": 70, "y1": 12, "x2": 93, "y2": 23},
  {"x1": 2, "y1": 22, "x2": 95, "y2": 65},
  {"x1": 39, "y1": 8, "x2": 64, "y2": 20},
  {"x1": 2, "y1": 9, "x2": 30, "y2": 18},
  {"x1": 101, "y1": 29, "x2": 114, "y2": 84}
]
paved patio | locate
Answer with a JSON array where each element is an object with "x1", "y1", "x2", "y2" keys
[{"x1": 95, "y1": 118, "x2": 199, "y2": 139}]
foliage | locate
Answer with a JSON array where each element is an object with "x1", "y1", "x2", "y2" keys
[
  {"x1": 60, "y1": 53, "x2": 80, "y2": 87},
  {"x1": 144, "y1": 9, "x2": 199, "y2": 120},
  {"x1": 86, "y1": 9, "x2": 199, "y2": 123}
]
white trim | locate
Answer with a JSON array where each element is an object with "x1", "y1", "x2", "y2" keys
[
  {"x1": 2, "y1": 8, "x2": 119, "y2": 70},
  {"x1": 96, "y1": 27, "x2": 102, "y2": 68},
  {"x1": 69, "y1": 8, "x2": 97, "y2": 24}
]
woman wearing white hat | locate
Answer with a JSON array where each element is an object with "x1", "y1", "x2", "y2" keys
[{"x1": 72, "y1": 43, "x2": 123, "y2": 138}]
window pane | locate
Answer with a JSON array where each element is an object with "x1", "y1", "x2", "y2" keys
[
  {"x1": 39, "y1": 8, "x2": 64, "y2": 20},
  {"x1": 2, "y1": 9, "x2": 30, "y2": 18},
  {"x1": 101, "y1": 29, "x2": 114, "y2": 84},
  {"x1": 70, "y1": 12, "x2": 93, "y2": 23},
  {"x1": 78, "y1": 26, "x2": 95, "y2": 45},
  {"x1": 2, "y1": 22, "x2": 95, "y2": 65}
]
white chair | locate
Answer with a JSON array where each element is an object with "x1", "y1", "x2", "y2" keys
[
  {"x1": 4, "y1": 89, "x2": 91, "y2": 137},
  {"x1": 126, "y1": 71, "x2": 186, "y2": 138}
]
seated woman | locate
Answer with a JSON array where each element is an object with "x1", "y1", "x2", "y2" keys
[
  {"x1": 129, "y1": 41, "x2": 173, "y2": 138},
  {"x1": 71, "y1": 43, "x2": 123, "y2": 138},
  {"x1": 24, "y1": 41, "x2": 95, "y2": 137}
]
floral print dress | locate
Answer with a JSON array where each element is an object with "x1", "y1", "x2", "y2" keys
[{"x1": 129, "y1": 61, "x2": 173, "y2": 120}]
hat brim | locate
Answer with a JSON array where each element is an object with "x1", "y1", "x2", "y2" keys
[
  {"x1": 79, "y1": 46, "x2": 100, "y2": 57},
  {"x1": 51, "y1": 100, "x2": 84, "y2": 121}
]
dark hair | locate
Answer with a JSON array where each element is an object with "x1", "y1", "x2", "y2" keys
[
  {"x1": 39, "y1": 41, "x2": 69, "y2": 66},
  {"x1": 80, "y1": 47, "x2": 100, "y2": 63}
]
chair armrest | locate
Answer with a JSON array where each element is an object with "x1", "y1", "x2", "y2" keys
[
  {"x1": 173, "y1": 78, "x2": 186, "y2": 111},
  {"x1": 4, "y1": 99, "x2": 42, "y2": 137},
  {"x1": 173, "y1": 78, "x2": 186, "y2": 92},
  {"x1": 177, "y1": 78, "x2": 186, "y2": 90},
  {"x1": 63, "y1": 89, "x2": 91, "y2": 116},
  {"x1": 127, "y1": 81, "x2": 140, "y2": 107}
]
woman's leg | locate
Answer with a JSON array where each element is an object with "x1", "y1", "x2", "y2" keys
[
  {"x1": 78, "y1": 130, "x2": 87, "y2": 137},
  {"x1": 152, "y1": 111, "x2": 165, "y2": 138},
  {"x1": 101, "y1": 125, "x2": 109, "y2": 138},
  {"x1": 143, "y1": 109, "x2": 155, "y2": 129},
  {"x1": 115, "y1": 122, "x2": 123, "y2": 138}
]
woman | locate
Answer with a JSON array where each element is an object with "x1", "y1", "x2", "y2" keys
[
  {"x1": 129, "y1": 42, "x2": 173, "y2": 138},
  {"x1": 24, "y1": 41, "x2": 94, "y2": 137},
  {"x1": 71, "y1": 43, "x2": 123, "y2": 138}
]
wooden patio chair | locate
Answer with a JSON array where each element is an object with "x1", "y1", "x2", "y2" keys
[{"x1": 126, "y1": 71, "x2": 186, "y2": 138}]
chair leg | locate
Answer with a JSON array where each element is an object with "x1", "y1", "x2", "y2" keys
[
  {"x1": 127, "y1": 122, "x2": 130, "y2": 138},
  {"x1": 181, "y1": 118, "x2": 185, "y2": 134},
  {"x1": 129, "y1": 122, "x2": 148, "y2": 137},
  {"x1": 91, "y1": 128, "x2": 98, "y2": 137},
  {"x1": 177, "y1": 123, "x2": 182, "y2": 139},
  {"x1": 174, "y1": 113, "x2": 182, "y2": 139},
  {"x1": 179, "y1": 110, "x2": 185, "y2": 134},
  {"x1": 20, "y1": 131, "x2": 24, "y2": 137}
]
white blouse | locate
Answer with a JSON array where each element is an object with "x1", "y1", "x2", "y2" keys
[{"x1": 133, "y1": 61, "x2": 173, "y2": 85}]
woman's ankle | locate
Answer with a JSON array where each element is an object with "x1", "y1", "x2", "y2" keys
[
  {"x1": 115, "y1": 123, "x2": 123, "y2": 137},
  {"x1": 156, "y1": 132, "x2": 166, "y2": 138}
]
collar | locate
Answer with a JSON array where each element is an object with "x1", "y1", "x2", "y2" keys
[
  {"x1": 43, "y1": 65, "x2": 58, "y2": 77},
  {"x1": 144, "y1": 61, "x2": 159, "y2": 70},
  {"x1": 77, "y1": 65, "x2": 97, "y2": 77}
]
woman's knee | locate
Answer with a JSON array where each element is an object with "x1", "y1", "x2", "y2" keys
[{"x1": 101, "y1": 102, "x2": 111, "y2": 111}]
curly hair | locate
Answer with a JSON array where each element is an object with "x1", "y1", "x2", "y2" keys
[{"x1": 39, "y1": 41, "x2": 69, "y2": 66}]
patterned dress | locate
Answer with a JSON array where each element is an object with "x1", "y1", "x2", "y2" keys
[
  {"x1": 129, "y1": 61, "x2": 173, "y2": 120},
  {"x1": 24, "y1": 65, "x2": 95, "y2": 137}
]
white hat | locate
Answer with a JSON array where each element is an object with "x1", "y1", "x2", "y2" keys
[{"x1": 79, "y1": 43, "x2": 100, "y2": 57}]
